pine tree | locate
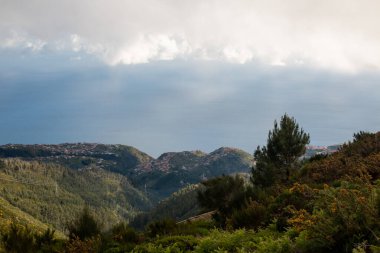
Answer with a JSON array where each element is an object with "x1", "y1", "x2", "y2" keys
[{"x1": 251, "y1": 114, "x2": 310, "y2": 187}]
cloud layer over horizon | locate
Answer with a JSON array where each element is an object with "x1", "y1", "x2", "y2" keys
[{"x1": 2, "y1": 0, "x2": 380, "y2": 72}]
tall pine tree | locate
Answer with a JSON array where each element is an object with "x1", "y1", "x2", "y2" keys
[{"x1": 252, "y1": 114, "x2": 310, "y2": 187}]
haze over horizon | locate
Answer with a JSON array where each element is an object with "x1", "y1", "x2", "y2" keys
[{"x1": 1, "y1": 0, "x2": 380, "y2": 157}]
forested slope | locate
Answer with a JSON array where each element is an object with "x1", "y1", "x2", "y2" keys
[{"x1": 0, "y1": 159, "x2": 151, "y2": 232}]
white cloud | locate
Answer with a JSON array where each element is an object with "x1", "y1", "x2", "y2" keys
[
  {"x1": 0, "y1": 31, "x2": 46, "y2": 51},
  {"x1": 106, "y1": 34, "x2": 191, "y2": 65},
  {"x1": 1, "y1": 0, "x2": 380, "y2": 72}
]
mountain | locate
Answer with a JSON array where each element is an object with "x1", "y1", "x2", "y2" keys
[
  {"x1": 0, "y1": 143, "x2": 254, "y2": 234},
  {"x1": 304, "y1": 144, "x2": 341, "y2": 158},
  {"x1": 132, "y1": 147, "x2": 254, "y2": 200},
  {"x1": 0, "y1": 143, "x2": 153, "y2": 176},
  {"x1": 0, "y1": 144, "x2": 254, "y2": 200}
]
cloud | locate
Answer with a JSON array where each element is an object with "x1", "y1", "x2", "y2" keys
[
  {"x1": 1, "y1": 0, "x2": 380, "y2": 72},
  {"x1": 107, "y1": 34, "x2": 191, "y2": 65},
  {"x1": 0, "y1": 30, "x2": 46, "y2": 51}
]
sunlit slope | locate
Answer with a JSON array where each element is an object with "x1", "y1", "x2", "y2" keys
[{"x1": 0, "y1": 159, "x2": 151, "y2": 232}]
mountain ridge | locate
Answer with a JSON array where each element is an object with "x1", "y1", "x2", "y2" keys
[{"x1": 0, "y1": 143, "x2": 255, "y2": 205}]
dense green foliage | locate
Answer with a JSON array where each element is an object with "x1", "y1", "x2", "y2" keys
[
  {"x1": 1, "y1": 222, "x2": 62, "y2": 253},
  {"x1": 127, "y1": 126, "x2": 378, "y2": 253},
  {"x1": 197, "y1": 175, "x2": 252, "y2": 228}
]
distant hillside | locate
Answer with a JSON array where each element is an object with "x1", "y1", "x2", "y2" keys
[
  {"x1": 0, "y1": 143, "x2": 255, "y2": 236},
  {"x1": 130, "y1": 172, "x2": 251, "y2": 230},
  {"x1": 304, "y1": 144, "x2": 341, "y2": 158},
  {"x1": 0, "y1": 144, "x2": 255, "y2": 201},
  {"x1": 0, "y1": 159, "x2": 151, "y2": 232},
  {"x1": 301, "y1": 132, "x2": 380, "y2": 184},
  {"x1": 130, "y1": 184, "x2": 201, "y2": 230},
  {"x1": 132, "y1": 147, "x2": 254, "y2": 200},
  {"x1": 0, "y1": 143, "x2": 153, "y2": 176}
]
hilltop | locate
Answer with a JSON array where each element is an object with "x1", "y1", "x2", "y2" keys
[{"x1": 0, "y1": 143, "x2": 153, "y2": 175}]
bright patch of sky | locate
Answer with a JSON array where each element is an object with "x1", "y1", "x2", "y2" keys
[{"x1": 1, "y1": 0, "x2": 380, "y2": 156}]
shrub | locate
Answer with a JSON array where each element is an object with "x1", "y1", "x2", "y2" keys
[
  {"x1": 253, "y1": 234, "x2": 293, "y2": 253},
  {"x1": 110, "y1": 222, "x2": 139, "y2": 244},
  {"x1": 65, "y1": 235, "x2": 101, "y2": 253},
  {"x1": 1, "y1": 222, "x2": 35, "y2": 253},
  {"x1": 155, "y1": 235, "x2": 198, "y2": 252},
  {"x1": 175, "y1": 220, "x2": 214, "y2": 236},
  {"x1": 35, "y1": 228, "x2": 61, "y2": 252},
  {"x1": 290, "y1": 182, "x2": 380, "y2": 252},
  {"x1": 197, "y1": 175, "x2": 252, "y2": 228},
  {"x1": 146, "y1": 219, "x2": 177, "y2": 237},
  {"x1": 1, "y1": 222, "x2": 60, "y2": 253},
  {"x1": 195, "y1": 229, "x2": 256, "y2": 253},
  {"x1": 67, "y1": 206, "x2": 101, "y2": 240},
  {"x1": 101, "y1": 222, "x2": 140, "y2": 253},
  {"x1": 229, "y1": 200, "x2": 267, "y2": 229}
]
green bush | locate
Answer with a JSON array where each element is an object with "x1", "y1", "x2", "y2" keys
[
  {"x1": 155, "y1": 235, "x2": 198, "y2": 252},
  {"x1": 253, "y1": 234, "x2": 293, "y2": 253},
  {"x1": 35, "y1": 228, "x2": 61, "y2": 252},
  {"x1": 1, "y1": 222, "x2": 61, "y2": 253},
  {"x1": 110, "y1": 222, "x2": 139, "y2": 244},
  {"x1": 290, "y1": 182, "x2": 380, "y2": 252},
  {"x1": 146, "y1": 219, "x2": 177, "y2": 237},
  {"x1": 195, "y1": 229, "x2": 256, "y2": 253},
  {"x1": 229, "y1": 200, "x2": 267, "y2": 229},
  {"x1": 67, "y1": 206, "x2": 101, "y2": 240},
  {"x1": 175, "y1": 220, "x2": 214, "y2": 236},
  {"x1": 1, "y1": 222, "x2": 35, "y2": 253},
  {"x1": 197, "y1": 175, "x2": 253, "y2": 228},
  {"x1": 132, "y1": 243, "x2": 167, "y2": 253},
  {"x1": 101, "y1": 222, "x2": 140, "y2": 253}
]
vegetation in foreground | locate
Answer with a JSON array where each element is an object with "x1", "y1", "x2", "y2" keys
[{"x1": 1, "y1": 114, "x2": 380, "y2": 252}]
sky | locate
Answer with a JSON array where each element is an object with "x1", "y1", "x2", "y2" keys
[{"x1": 1, "y1": 0, "x2": 380, "y2": 157}]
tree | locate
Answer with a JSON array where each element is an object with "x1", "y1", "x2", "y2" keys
[
  {"x1": 252, "y1": 114, "x2": 310, "y2": 187},
  {"x1": 197, "y1": 175, "x2": 251, "y2": 227}
]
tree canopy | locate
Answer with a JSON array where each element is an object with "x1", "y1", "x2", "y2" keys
[
  {"x1": 252, "y1": 114, "x2": 310, "y2": 187},
  {"x1": 197, "y1": 175, "x2": 251, "y2": 227}
]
